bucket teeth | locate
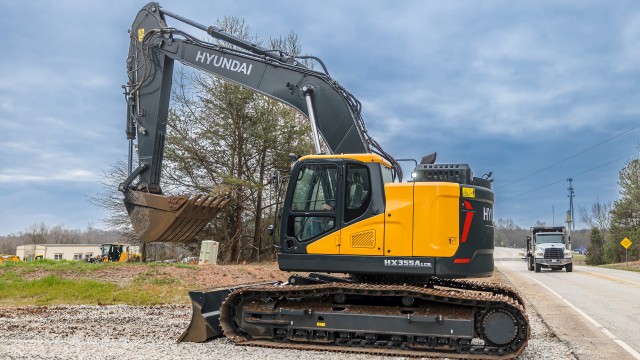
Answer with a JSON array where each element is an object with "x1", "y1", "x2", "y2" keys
[{"x1": 124, "y1": 191, "x2": 230, "y2": 243}]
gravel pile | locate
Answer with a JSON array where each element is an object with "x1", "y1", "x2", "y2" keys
[{"x1": 0, "y1": 301, "x2": 575, "y2": 359}]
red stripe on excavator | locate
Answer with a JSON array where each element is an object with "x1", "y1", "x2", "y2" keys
[
  {"x1": 461, "y1": 200, "x2": 474, "y2": 243},
  {"x1": 454, "y1": 258, "x2": 471, "y2": 264}
]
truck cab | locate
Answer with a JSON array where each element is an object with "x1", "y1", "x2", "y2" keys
[{"x1": 526, "y1": 226, "x2": 572, "y2": 272}]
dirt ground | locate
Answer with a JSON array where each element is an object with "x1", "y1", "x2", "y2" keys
[
  {"x1": 14, "y1": 262, "x2": 292, "y2": 289},
  {"x1": 10, "y1": 261, "x2": 508, "y2": 290}
]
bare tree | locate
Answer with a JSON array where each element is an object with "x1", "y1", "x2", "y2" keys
[
  {"x1": 88, "y1": 160, "x2": 136, "y2": 238},
  {"x1": 161, "y1": 18, "x2": 313, "y2": 263},
  {"x1": 26, "y1": 222, "x2": 48, "y2": 244},
  {"x1": 578, "y1": 199, "x2": 611, "y2": 235}
]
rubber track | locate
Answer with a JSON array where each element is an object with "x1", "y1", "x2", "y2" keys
[{"x1": 220, "y1": 280, "x2": 529, "y2": 359}]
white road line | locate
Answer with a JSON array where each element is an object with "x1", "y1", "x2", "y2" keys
[{"x1": 515, "y1": 268, "x2": 640, "y2": 360}]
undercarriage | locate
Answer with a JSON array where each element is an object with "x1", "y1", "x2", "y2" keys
[{"x1": 199, "y1": 275, "x2": 530, "y2": 359}]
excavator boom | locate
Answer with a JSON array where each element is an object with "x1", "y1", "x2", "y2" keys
[{"x1": 122, "y1": 2, "x2": 396, "y2": 242}]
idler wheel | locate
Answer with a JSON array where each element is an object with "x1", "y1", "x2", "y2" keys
[{"x1": 480, "y1": 308, "x2": 518, "y2": 346}]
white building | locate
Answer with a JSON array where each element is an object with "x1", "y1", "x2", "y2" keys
[{"x1": 16, "y1": 244, "x2": 101, "y2": 261}]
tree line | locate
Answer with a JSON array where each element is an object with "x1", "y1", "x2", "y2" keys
[
  {"x1": 0, "y1": 222, "x2": 199, "y2": 262},
  {"x1": 0, "y1": 223, "x2": 114, "y2": 255},
  {"x1": 579, "y1": 159, "x2": 640, "y2": 265},
  {"x1": 493, "y1": 218, "x2": 589, "y2": 250}
]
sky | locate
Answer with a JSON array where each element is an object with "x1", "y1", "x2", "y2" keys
[{"x1": 1, "y1": 0, "x2": 639, "y2": 235}]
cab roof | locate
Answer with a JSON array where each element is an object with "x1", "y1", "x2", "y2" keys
[{"x1": 298, "y1": 153, "x2": 393, "y2": 169}]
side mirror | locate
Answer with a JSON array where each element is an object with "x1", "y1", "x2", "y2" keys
[{"x1": 266, "y1": 224, "x2": 275, "y2": 236}]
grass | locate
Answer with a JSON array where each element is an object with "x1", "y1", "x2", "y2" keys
[
  {"x1": 0, "y1": 261, "x2": 192, "y2": 306},
  {"x1": 573, "y1": 255, "x2": 640, "y2": 272},
  {"x1": 573, "y1": 254, "x2": 586, "y2": 265},
  {"x1": 0, "y1": 259, "x2": 107, "y2": 271},
  {"x1": 600, "y1": 260, "x2": 640, "y2": 272}
]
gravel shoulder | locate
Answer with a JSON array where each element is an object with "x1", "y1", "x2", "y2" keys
[{"x1": 0, "y1": 264, "x2": 575, "y2": 359}]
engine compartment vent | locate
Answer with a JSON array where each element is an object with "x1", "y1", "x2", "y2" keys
[{"x1": 351, "y1": 230, "x2": 375, "y2": 248}]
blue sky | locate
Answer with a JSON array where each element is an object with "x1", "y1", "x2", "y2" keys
[{"x1": 1, "y1": 0, "x2": 639, "y2": 235}]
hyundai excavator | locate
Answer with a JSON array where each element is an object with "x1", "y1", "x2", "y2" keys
[{"x1": 122, "y1": 3, "x2": 529, "y2": 358}]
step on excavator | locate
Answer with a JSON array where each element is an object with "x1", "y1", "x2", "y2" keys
[{"x1": 121, "y1": 3, "x2": 529, "y2": 358}]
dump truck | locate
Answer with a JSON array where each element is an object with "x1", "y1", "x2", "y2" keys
[
  {"x1": 119, "y1": 3, "x2": 529, "y2": 358},
  {"x1": 526, "y1": 226, "x2": 572, "y2": 272}
]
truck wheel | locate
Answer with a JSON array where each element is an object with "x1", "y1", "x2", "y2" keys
[
  {"x1": 535, "y1": 263, "x2": 541, "y2": 273},
  {"x1": 566, "y1": 263, "x2": 573, "y2": 272}
]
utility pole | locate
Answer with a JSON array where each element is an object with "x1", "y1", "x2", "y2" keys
[{"x1": 567, "y1": 178, "x2": 575, "y2": 231}]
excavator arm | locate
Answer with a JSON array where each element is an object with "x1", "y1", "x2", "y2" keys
[{"x1": 122, "y1": 3, "x2": 397, "y2": 242}]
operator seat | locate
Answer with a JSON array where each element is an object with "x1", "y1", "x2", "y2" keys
[{"x1": 347, "y1": 172, "x2": 365, "y2": 208}]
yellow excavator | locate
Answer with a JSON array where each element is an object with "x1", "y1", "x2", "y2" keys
[
  {"x1": 121, "y1": 3, "x2": 529, "y2": 358},
  {"x1": 0, "y1": 254, "x2": 20, "y2": 263}
]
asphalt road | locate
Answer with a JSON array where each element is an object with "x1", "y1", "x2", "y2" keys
[{"x1": 495, "y1": 247, "x2": 640, "y2": 360}]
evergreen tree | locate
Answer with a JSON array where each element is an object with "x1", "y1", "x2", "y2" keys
[
  {"x1": 585, "y1": 227, "x2": 605, "y2": 265},
  {"x1": 608, "y1": 159, "x2": 640, "y2": 263}
]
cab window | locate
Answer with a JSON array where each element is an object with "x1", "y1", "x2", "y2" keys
[
  {"x1": 345, "y1": 164, "x2": 370, "y2": 223},
  {"x1": 381, "y1": 166, "x2": 393, "y2": 183},
  {"x1": 290, "y1": 164, "x2": 337, "y2": 211},
  {"x1": 288, "y1": 164, "x2": 337, "y2": 242}
]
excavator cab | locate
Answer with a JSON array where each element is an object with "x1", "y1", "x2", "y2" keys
[
  {"x1": 278, "y1": 154, "x2": 495, "y2": 279},
  {"x1": 99, "y1": 244, "x2": 123, "y2": 262}
]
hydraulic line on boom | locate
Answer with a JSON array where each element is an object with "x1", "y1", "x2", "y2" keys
[{"x1": 122, "y1": 2, "x2": 400, "y2": 242}]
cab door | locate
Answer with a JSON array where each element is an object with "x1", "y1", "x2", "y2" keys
[
  {"x1": 282, "y1": 161, "x2": 342, "y2": 254},
  {"x1": 339, "y1": 162, "x2": 385, "y2": 256}
]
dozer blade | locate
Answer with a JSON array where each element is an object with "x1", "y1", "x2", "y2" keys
[
  {"x1": 124, "y1": 191, "x2": 230, "y2": 243},
  {"x1": 178, "y1": 282, "x2": 279, "y2": 343}
]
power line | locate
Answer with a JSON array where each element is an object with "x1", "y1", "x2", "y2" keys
[
  {"x1": 496, "y1": 151, "x2": 640, "y2": 203},
  {"x1": 497, "y1": 122, "x2": 640, "y2": 190}
]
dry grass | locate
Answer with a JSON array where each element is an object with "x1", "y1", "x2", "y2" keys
[{"x1": 601, "y1": 259, "x2": 640, "y2": 272}]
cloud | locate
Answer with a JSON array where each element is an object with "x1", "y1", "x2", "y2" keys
[
  {"x1": 0, "y1": 0, "x2": 638, "y2": 234},
  {"x1": 0, "y1": 182, "x2": 107, "y2": 234},
  {"x1": 616, "y1": 11, "x2": 640, "y2": 72},
  {"x1": 0, "y1": 169, "x2": 97, "y2": 184},
  {"x1": 354, "y1": 7, "x2": 640, "y2": 141}
]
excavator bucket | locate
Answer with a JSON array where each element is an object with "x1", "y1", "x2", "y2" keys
[{"x1": 123, "y1": 191, "x2": 230, "y2": 243}]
